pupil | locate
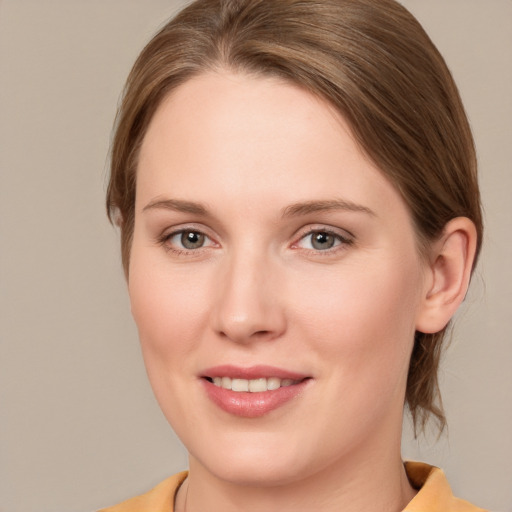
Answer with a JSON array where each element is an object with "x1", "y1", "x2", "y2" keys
[
  {"x1": 181, "y1": 231, "x2": 204, "y2": 249},
  {"x1": 312, "y1": 232, "x2": 334, "y2": 250}
]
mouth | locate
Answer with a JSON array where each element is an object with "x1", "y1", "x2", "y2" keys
[
  {"x1": 200, "y1": 365, "x2": 311, "y2": 417},
  {"x1": 204, "y1": 376, "x2": 302, "y2": 392}
]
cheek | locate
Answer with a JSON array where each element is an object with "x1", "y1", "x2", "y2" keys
[
  {"x1": 127, "y1": 249, "x2": 215, "y2": 429},
  {"x1": 291, "y1": 257, "x2": 423, "y2": 391},
  {"x1": 128, "y1": 248, "x2": 210, "y2": 367}
]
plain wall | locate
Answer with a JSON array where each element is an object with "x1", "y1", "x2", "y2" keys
[{"x1": 0, "y1": 1, "x2": 510, "y2": 511}]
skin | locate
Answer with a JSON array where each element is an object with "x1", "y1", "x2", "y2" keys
[{"x1": 128, "y1": 71, "x2": 476, "y2": 512}]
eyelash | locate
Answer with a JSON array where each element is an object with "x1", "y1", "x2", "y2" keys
[
  {"x1": 157, "y1": 227, "x2": 217, "y2": 255},
  {"x1": 292, "y1": 228, "x2": 354, "y2": 255},
  {"x1": 156, "y1": 226, "x2": 354, "y2": 256}
]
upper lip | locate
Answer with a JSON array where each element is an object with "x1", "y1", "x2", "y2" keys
[{"x1": 200, "y1": 364, "x2": 310, "y2": 381}]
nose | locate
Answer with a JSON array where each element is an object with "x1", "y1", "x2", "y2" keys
[{"x1": 211, "y1": 250, "x2": 286, "y2": 344}]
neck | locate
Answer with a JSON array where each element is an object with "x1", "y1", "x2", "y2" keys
[{"x1": 175, "y1": 435, "x2": 416, "y2": 512}]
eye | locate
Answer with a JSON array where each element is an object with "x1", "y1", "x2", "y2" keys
[
  {"x1": 163, "y1": 229, "x2": 215, "y2": 252},
  {"x1": 178, "y1": 230, "x2": 206, "y2": 249},
  {"x1": 295, "y1": 229, "x2": 351, "y2": 251}
]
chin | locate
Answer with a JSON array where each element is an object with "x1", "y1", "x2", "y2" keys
[
  {"x1": 205, "y1": 458, "x2": 308, "y2": 487},
  {"x1": 189, "y1": 430, "x2": 320, "y2": 487}
]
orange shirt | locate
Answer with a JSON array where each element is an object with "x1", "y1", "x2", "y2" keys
[{"x1": 98, "y1": 462, "x2": 486, "y2": 512}]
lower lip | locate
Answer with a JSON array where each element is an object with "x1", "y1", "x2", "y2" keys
[{"x1": 202, "y1": 379, "x2": 310, "y2": 418}]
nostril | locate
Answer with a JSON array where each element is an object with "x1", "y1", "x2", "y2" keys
[{"x1": 254, "y1": 330, "x2": 271, "y2": 337}]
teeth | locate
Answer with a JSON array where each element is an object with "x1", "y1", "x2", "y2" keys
[
  {"x1": 248, "y1": 378, "x2": 267, "y2": 392},
  {"x1": 210, "y1": 377, "x2": 300, "y2": 392},
  {"x1": 267, "y1": 377, "x2": 281, "y2": 390},
  {"x1": 232, "y1": 378, "x2": 249, "y2": 392},
  {"x1": 221, "y1": 377, "x2": 232, "y2": 390}
]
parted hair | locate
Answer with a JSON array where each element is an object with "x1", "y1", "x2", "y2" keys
[{"x1": 107, "y1": 0, "x2": 482, "y2": 433}]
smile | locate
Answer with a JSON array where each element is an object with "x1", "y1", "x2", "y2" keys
[
  {"x1": 206, "y1": 376, "x2": 300, "y2": 392},
  {"x1": 201, "y1": 365, "x2": 311, "y2": 417}
]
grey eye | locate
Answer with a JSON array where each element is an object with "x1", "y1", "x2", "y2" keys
[
  {"x1": 180, "y1": 231, "x2": 206, "y2": 249},
  {"x1": 310, "y1": 231, "x2": 337, "y2": 250}
]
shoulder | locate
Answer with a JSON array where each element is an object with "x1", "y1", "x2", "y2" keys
[
  {"x1": 404, "y1": 461, "x2": 487, "y2": 512},
  {"x1": 97, "y1": 471, "x2": 188, "y2": 512}
]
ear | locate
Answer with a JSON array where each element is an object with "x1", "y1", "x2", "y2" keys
[
  {"x1": 415, "y1": 217, "x2": 478, "y2": 334},
  {"x1": 111, "y1": 207, "x2": 124, "y2": 228}
]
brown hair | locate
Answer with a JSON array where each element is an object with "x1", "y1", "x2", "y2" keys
[{"x1": 107, "y1": 0, "x2": 482, "y2": 433}]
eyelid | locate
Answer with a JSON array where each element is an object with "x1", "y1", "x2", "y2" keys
[
  {"x1": 156, "y1": 224, "x2": 219, "y2": 253},
  {"x1": 290, "y1": 224, "x2": 355, "y2": 251}
]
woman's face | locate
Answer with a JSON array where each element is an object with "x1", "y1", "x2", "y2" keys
[{"x1": 129, "y1": 71, "x2": 430, "y2": 485}]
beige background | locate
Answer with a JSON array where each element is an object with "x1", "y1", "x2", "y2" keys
[{"x1": 0, "y1": 1, "x2": 511, "y2": 511}]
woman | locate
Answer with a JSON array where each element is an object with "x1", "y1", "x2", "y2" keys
[{"x1": 100, "y1": 0, "x2": 484, "y2": 510}]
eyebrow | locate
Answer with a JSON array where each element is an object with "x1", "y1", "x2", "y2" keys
[
  {"x1": 282, "y1": 199, "x2": 376, "y2": 218},
  {"x1": 142, "y1": 198, "x2": 208, "y2": 215},
  {"x1": 142, "y1": 197, "x2": 375, "y2": 218}
]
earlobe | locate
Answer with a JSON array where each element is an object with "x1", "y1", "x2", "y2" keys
[
  {"x1": 415, "y1": 217, "x2": 478, "y2": 334},
  {"x1": 112, "y1": 207, "x2": 124, "y2": 228}
]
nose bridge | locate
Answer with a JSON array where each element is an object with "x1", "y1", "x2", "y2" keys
[{"x1": 212, "y1": 243, "x2": 285, "y2": 343}]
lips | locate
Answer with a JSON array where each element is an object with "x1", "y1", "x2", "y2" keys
[{"x1": 200, "y1": 365, "x2": 311, "y2": 417}]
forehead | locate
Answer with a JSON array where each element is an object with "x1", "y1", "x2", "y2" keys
[
  {"x1": 136, "y1": 71, "x2": 409, "y2": 226},
  {"x1": 139, "y1": 70, "x2": 351, "y2": 176}
]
